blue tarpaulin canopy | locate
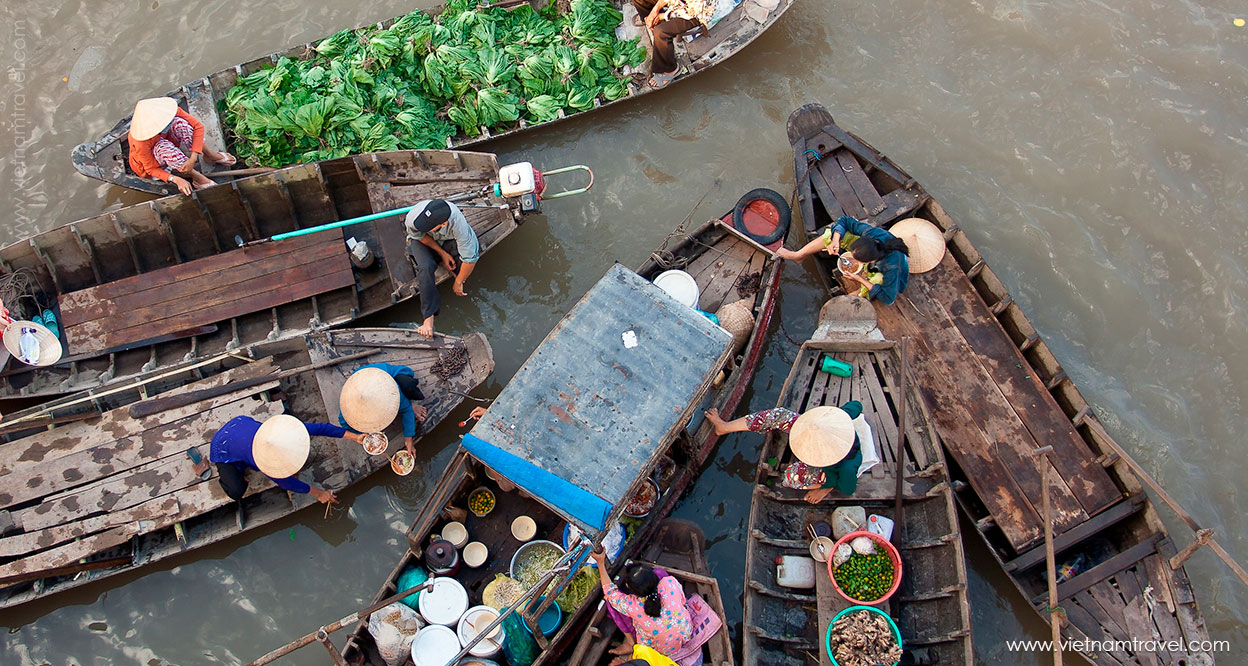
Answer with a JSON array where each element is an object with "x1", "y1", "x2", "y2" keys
[{"x1": 466, "y1": 265, "x2": 732, "y2": 537}]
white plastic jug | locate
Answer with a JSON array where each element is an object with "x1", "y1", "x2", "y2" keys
[
  {"x1": 867, "y1": 514, "x2": 895, "y2": 541},
  {"x1": 831, "y1": 506, "x2": 865, "y2": 539},
  {"x1": 775, "y1": 556, "x2": 816, "y2": 589}
]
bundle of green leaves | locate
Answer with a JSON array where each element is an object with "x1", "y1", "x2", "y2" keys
[{"x1": 221, "y1": 0, "x2": 646, "y2": 167}]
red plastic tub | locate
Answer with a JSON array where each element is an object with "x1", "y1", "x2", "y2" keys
[{"x1": 826, "y1": 530, "x2": 903, "y2": 606}]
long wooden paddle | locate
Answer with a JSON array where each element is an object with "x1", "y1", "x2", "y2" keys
[{"x1": 127, "y1": 349, "x2": 381, "y2": 419}]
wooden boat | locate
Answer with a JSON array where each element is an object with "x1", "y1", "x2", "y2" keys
[
  {"x1": 0, "y1": 327, "x2": 494, "y2": 610},
  {"x1": 634, "y1": 189, "x2": 786, "y2": 533},
  {"x1": 0, "y1": 149, "x2": 518, "y2": 401},
  {"x1": 565, "y1": 519, "x2": 733, "y2": 666},
  {"x1": 742, "y1": 306, "x2": 973, "y2": 666},
  {"x1": 71, "y1": 0, "x2": 796, "y2": 194},
  {"x1": 786, "y1": 103, "x2": 1215, "y2": 665},
  {"x1": 249, "y1": 265, "x2": 733, "y2": 666}
]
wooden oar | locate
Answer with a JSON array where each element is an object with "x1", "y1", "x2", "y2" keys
[
  {"x1": 1031, "y1": 445, "x2": 1063, "y2": 666},
  {"x1": 127, "y1": 349, "x2": 381, "y2": 419},
  {"x1": 206, "y1": 167, "x2": 276, "y2": 180}
]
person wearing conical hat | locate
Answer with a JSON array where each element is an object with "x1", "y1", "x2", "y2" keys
[
  {"x1": 209, "y1": 413, "x2": 366, "y2": 505},
  {"x1": 777, "y1": 215, "x2": 912, "y2": 305},
  {"x1": 338, "y1": 363, "x2": 428, "y2": 458},
  {"x1": 705, "y1": 401, "x2": 865, "y2": 499},
  {"x1": 127, "y1": 97, "x2": 236, "y2": 195},
  {"x1": 403, "y1": 199, "x2": 480, "y2": 338}
]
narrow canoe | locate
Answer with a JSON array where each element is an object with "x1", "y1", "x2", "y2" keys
[
  {"x1": 0, "y1": 327, "x2": 494, "y2": 611},
  {"x1": 248, "y1": 265, "x2": 734, "y2": 666},
  {"x1": 0, "y1": 149, "x2": 518, "y2": 401},
  {"x1": 743, "y1": 307, "x2": 973, "y2": 666},
  {"x1": 787, "y1": 102, "x2": 1215, "y2": 666},
  {"x1": 70, "y1": 0, "x2": 796, "y2": 194},
  {"x1": 565, "y1": 519, "x2": 734, "y2": 666}
]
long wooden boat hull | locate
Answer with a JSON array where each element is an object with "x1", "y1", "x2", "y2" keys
[
  {"x1": 0, "y1": 327, "x2": 494, "y2": 610},
  {"x1": 70, "y1": 0, "x2": 795, "y2": 194},
  {"x1": 743, "y1": 326, "x2": 973, "y2": 666},
  {"x1": 786, "y1": 103, "x2": 1214, "y2": 665},
  {"x1": 0, "y1": 149, "x2": 517, "y2": 401}
]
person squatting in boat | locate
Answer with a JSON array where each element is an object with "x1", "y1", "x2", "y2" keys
[
  {"x1": 777, "y1": 215, "x2": 911, "y2": 305},
  {"x1": 404, "y1": 199, "x2": 481, "y2": 337},
  {"x1": 127, "y1": 97, "x2": 236, "y2": 195},
  {"x1": 210, "y1": 413, "x2": 365, "y2": 505},
  {"x1": 706, "y1": 401, "x2": 865, "y2": 501},
  {"x1": 632, "y1": 0, "x2": 715, "y2": 89},
  {"x1": 591, "y1": 549, "x2": 693, "y2": 666},
  {"x1": 338, "y1": 364, "x2": 428, "y2": 459}
]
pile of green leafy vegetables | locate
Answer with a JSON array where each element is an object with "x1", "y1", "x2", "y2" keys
[{"x1": 221, "y1": 0, "x2": 646, "y2": 167}]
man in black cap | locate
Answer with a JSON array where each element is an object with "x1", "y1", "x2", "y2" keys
[{"x1": 404, "y1": 199, "x2": 481, "y2": 337}]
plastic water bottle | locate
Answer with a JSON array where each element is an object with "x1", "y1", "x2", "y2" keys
[
  {"x1": 18, "y1": 327, "x2": 41, "y2": 364},
  {"x1": 867, "y1": 514, "x2": 895, "y2": 541}
]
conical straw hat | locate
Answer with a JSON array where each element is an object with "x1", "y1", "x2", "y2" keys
[
  {"x1": 339, "y1": 367, "x2": 400, "y2": 433},
  {"x1": 889, "y1": 218, "x2": 945, "y2": 273},
  {"x1": 789, "y1": 406, "x2": 855, "y2": 467},
  {"x1": 252, "y1": 414, "x2": 311, "y2": 479},
  {"x1": 3, "y1": 320, "x2": 63, "y2": 367},
  {"x1": 129, "y1": 97, "x2": 179, "y2": 141}
]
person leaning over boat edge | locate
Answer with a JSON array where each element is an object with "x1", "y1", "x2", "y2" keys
[
  {"x1": 404, "y1": 199, "x2": 480, "y2": 337},
  {"x1": 590, "y1": 549, "x2": 693, "y2": 666},
  {"x1": 127, "y1": 97, "x2": 236, "y2": 195},
  {"x1": 338, "y1": 363, "x2": 427, "y2": 458},
  {"x1": 209, "y1": 413, "x2": 365, "y2": 505},
  {"x1": 633, "y1": 0, "x2": 715, "y2": 89},
  {"x1": 705, "y1": 401, "x2": 864, "y2": 502},
  {"x1": 777, "y1": 215, "x2": 911, "y2": 305}
]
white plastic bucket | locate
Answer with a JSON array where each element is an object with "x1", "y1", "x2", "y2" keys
[
  {"x1": 456, "y1": 605, "x2": 505, "y2": 658},
  {"x1": 653, "y1": 270, "x2": 700, "y2": 308},
  {"x1": 418, "y1": 577, "x2": 469, "y2": 627},
  {"x1": 410, "y1": 625, "x2": 461, "y2": 666}
]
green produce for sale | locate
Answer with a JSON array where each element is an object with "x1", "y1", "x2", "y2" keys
[
  {"x1": 832, "y1": 551, "x2": 894, "y2": 602},
  {"x1": 554, "y1": 566, "x2": 597, "y2": 611},
  {"x1": 221, "y1": 0, "x2": 646, "y2": 167}
]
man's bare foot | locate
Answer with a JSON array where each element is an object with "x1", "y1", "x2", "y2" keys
[
  {"x1": 705, "y1": 408, "x2": 731, "y2": 436},
  {"x1": 212, "y1": 151, "x2": 236, "y2": 166},
  {"x1": 417, "y1": 316, "x2": 435, "y2": 337}
]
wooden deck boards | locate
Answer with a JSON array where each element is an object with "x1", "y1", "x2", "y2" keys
[{"x1": 875, "y1": 253, "x2": 1122, "y2": 551}]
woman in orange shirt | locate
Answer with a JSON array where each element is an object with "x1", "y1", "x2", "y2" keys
[{"x1": 127, "y1": 97, "x2": 235, "y2": 195}]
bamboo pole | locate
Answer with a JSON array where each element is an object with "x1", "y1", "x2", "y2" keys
[
  {"x1": 1031, "y1": 445, "x2": 1063, "y2": 666},
  {"x1": 1082, "y1": 418, "x2": 1248, "y2": 587}
]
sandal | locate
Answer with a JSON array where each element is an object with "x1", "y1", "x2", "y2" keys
[
  {"x1": 648, "y1": 70, "x2": 678, "y2": 89},
  {"x1": 213, "y1": 152, "x2": 237, "y2": 167},
  {"x1": 40, "y1": 309, "x2": 58, "y2": 337}
]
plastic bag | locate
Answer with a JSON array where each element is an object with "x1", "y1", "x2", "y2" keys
[
  {"x1": 395, "y1": 565, "x2": 429, "y2": 610},
  {"x1": 832, "y1": 543, "x2": 854, "y2": 567},
  {"x1": 500, "y1": 605, "x2": 541, "y2": 666},
  {"x1": 367, "y1": 602, "x2": 424, "y2": 666},
  {"x1": 851, "y1": 536, "x2": 875, "y2": 555}
]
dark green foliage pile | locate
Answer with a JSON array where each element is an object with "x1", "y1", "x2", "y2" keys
[{"x1": 222, "y1": 0, "x2": 646, "y2": 167}]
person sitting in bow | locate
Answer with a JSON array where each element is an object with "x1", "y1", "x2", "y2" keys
[
  {"x1": 210, "y1": 413, "x2": 365, "y2": 505},
  {"x1": 632, "y1": 0, "x2": 715, "y2": 89},
  {"x1": 777, "y1": 215, "x2": 911, "y2": 305},
  {"x1": 705, "y1": 401, "x2": 865, "y2": 501},
  {"x1": 338, "y1": 364, "x2": 427, "y2": 458},
  {"x1": 592, "y1": 549, "x2": 692, "y2": 665},
  {"x1": 403, "y1": 199, "x2": 480, "y2": 337},
  {"x1": 127, "y1": 97, "x2": 236, "y2": 195}
]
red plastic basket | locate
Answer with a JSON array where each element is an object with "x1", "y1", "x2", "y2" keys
[{"x1": 827, "y1": 530, "x2": 903, "y2": 606}]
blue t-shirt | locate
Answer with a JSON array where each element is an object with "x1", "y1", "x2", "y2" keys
[
  {"x1": 830, "y1": 216, "x2": 910, "y2": 305},
  {"x1": 209, "y1": 416, "x2": 345, "y2": 494}
]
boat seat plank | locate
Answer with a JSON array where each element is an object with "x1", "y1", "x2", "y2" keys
[
  {"x1": 1005, "y1": 495, "x2": 1146, "y2": 573},
  {"x1": 868, "y1": 187, "x2": 929, "y2": 228},
  {"x1": 280, "y1": 165, "x2": 341, "y2": 230},
  {"x1": 0, "y1": 359, "x2": 277, "y2": 478},
  {"x1": 815, "y1": 154, "x2": 868, "y2": 220},
  {"x1": 834, "y1": 150, "x2": 886, "y2": 216},
  {"x1": 61, "y1": 233, "x2": 352, "y2": 355},
  {"x1": 0, "y1": 384, "x2": 277, "y2": 510},
  {"x1": 919, "y1": 257, "x2": 1122, "y2": 516},
  {"x1": 12, "y1": 400, "x2": 285, "y2": 533},
  {"x1": 1035, "y1": 534, "x2": 1161, "y2": 604},
  {"x1": 363, "y1": 183, "x2": 417, "y2": 295}
]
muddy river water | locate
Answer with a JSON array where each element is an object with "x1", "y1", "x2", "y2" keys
[{"x1": 1, "y1": 0, "x2": 1246, "y2": 664}]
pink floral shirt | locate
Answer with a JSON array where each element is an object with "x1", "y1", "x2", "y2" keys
[{"x1": 603, "y1": 577, "x2": 692, "y2": 655}]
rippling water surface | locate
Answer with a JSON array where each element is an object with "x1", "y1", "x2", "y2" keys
[{"x1": 2, "y1": 0, "x2": 1246, "y2": 664}]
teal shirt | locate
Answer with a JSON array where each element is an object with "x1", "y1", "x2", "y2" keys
[{"x1": 820, "y1": 400, "x2": 863, "y2": 494}]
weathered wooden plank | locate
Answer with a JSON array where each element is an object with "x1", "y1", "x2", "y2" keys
[
  {"x1": 0, "y1": 495, "x2": 180, "y2": 558},
  {"x1": 793, "y1": 137, "x2": 820, "y2": 234},
  {"x1": 12, "y1": 400, "x2": 285, "y2": 532},
  {"x1": 868, "y1": 187, "x2": 929, "y2": 227},
  {"x1": 1116, "y1": 565, "x2": 1163, "y2": 666},
  {"x1": 697, "y1": 239, "x2": 757, "y2": 312},
  {"x1": 683, "y1": 236, "x2": 736, "y2": 287},
  {"x1": 1084, "y1": 582, "x2": 1131, "y2": 640},
  {"x1": 0, "y1": 359, "x2": 277, "y2": 479},
  {"x1": 1006, "y1": 495, "x2": 1145, "y2": 572},
  {"x1": 60, "y1": 234, "x2": 342, "y2": 327},
  {"x1": 58, "y1": 231, "x2": 330, "y2": 316},
  {"x1": 81, "y1": 265, "x2": 354, "y2": 354},
  {"x1": 1067, "y1": 594, "x2": 1133, "y2": 665},
  {"x1": 0, "y1": 385, "x2": 277, "y2": 509},
  {"x1": 815, "y1": 155, "x2": 868, "y2": 219},
  {"x1": 834, "y1": 150, "x2": 886, "y2": 216},
  {"x1": 919, "y1": 257, "x2": 1122, "y2": 515},
  {"x1": 1041, "y1": 535, "x2": 1161, "y2": 604}
]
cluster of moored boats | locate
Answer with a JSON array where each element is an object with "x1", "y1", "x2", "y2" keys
[{"x1": 0, "y1": 3, "x2": 1226, "y2": 666}]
